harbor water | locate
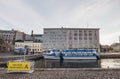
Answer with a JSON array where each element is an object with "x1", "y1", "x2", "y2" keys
[
  {"x1": 1, "y1": 58, "x2": 120, "y2": 68},
  {"x1": 101, "y1": 59, "x2": 120, "y2": 68},
  {"x1": 35, "y1": 58, "x2": 120, "y2": 68}
]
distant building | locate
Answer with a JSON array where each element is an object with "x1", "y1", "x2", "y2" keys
[
  {"x1": 0, "y1": 36, "x2": 6, "y2": 52},
  {"x1": 111, "y1": 43, "x2": 120, "y2": 52},
  {"x1": 100, "y1": 45, "x2": 112, "y2": 53},
  {"x1": 15, "y1": 40, "x2": 43, "y2": 53},
  {"x1": 25, "y1": 30, "x2": 35, "y2": 41},
  {"x1": 15, "y1": 30, "x2": 25, "y2": 41},
  {"x1": 33, "y1": 34, "x2": 43, "y2": 42},
  {"x1": 0, "y1": 29, "x2": 15, "y2": 52},
  {"x1": 25, "y1": 34, "x2": 33, "y2": 41},
  {"x1": 43, "y1": 28, "x2": 100, "y2": 52},
  {"x1": 15, "y1": 30, "x2": 43, "y2": 53}
]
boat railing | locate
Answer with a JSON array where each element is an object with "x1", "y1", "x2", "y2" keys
[{"x1": 44, "y1": 49, "x2": 98, "y2": 56}]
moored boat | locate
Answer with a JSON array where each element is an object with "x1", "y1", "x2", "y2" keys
[{"x1": 43, "y1": 49, "x2": 100, "y2": 60}]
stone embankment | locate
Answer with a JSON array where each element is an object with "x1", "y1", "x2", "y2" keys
[
  {"x1": 0, "y1": 53, "x2": 43, "y2": 64},
  {"x1": 100, "y1": 53, "x2": 120, "y2": 58},
  {"x1": 0, "y1": 68, "x2": 120, "y2": 79}
]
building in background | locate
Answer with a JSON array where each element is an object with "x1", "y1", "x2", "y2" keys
[
  {"x1": 15, "y1": 40, "x2": 43, "y2": 54},
  {"x1": 0, "y1": 29, "x2": 44, "y2": 53},
  {"x1": 25, "y1": 30, "x2": 35, "y2": 41},
  {"x1": 0, "y1": 29, "x2": 15, "y2": 52},
  {"x1": 15, "y1": 30, "x2": 43, "y2": 54},
  {"x1": 43, "y1": 28, "x2": 100, "y2": 52},
  {"x1": 111, "y1": 43, "x2": 120, "y2": 52},
  {"x1": 100, "y1": 45, "x2": 113, "y2": 53},
  {"x1": 0, "y1": 35, "x2": 7, "y2": 52},
  {"x1": 25, "y1": 34, "x2": 33, "y2": 41},
  {"x1": 33, "y1": 34, "x2": 43, "y2": 42},
  {"x1": 15, "y1": 30, "x2": 25, "y2": 41}
]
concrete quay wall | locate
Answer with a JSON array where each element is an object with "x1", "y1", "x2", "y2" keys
[
  {"x1": 0, "y1": 68, "x2": 120, "y2": 79},
  {"x1": 100, "y1": 53, "x2": 120, "y2": 58},
  {"x1": 0, "y1": 54, "x2": 43, "y2": 63}
]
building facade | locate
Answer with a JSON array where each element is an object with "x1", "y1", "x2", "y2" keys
[
  {"x1": 25, "y1": 34, "x2": 33, "y2": 41},
  {"x1": 33, "y1": 34, "x2": 43, "y2": 42},
  {"x1": 15, "y1": 41, "x2": 43, "y2": 53},
  {"x1": 15, "y1": 30, "x2": 25, "y2": 41},
  {"x1": 111, "y1": 43, "x2": 120, "y2": 52},
  {"x1": 0, "y1": 29, "x2": 15, "y2": 52},
  {"x1": 43, "y1": 28, "x2": 100, "y2": 52}
]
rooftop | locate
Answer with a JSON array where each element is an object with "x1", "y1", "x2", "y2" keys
[
  {"x1": 44, "y1": 28, "x2": 100, "y2": 30},
  {"x1": 0, "y1": 30, "x2": 15, "y2": 33}
]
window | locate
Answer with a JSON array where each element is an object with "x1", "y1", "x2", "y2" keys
[
  {"x1": 79, "y1": 37, "x2": 82, "y2": 40},
  {"x1": 84, "y1": 31, "x2": 87, "y2": 39},
  {"x1": 44, "y1": 32, "x2": 47, "y2": 34},
  {"x1": 74, "y1": 37, "x2": 77, "y2": 40},
  {"x1": 89, "y1": 37, "x2": 92, "y2": 40},
  {"x1": 20, "y1": 44, "x2": 22, "y2": 46},
  {"x1": 94, "y1": 31, "x2": 97, "y2": 40},
  {"x1": 84, "y1": 37, "x2": 87, "y2": 40},
  {"x1": 89, "y1": 31, "x2": 92, "y2": 36},
  {"x1": 79, "y1": 33, "x2": 82, "y2": 36},
  {"x1": 84, "y1": 33, "x2": 87, "y2": 36},
  {"x1": 69, "y1": 36, "x2": 72, "y2": 40},
  {"x1": 79, "y1": 31, "x2": 82, "y2": 40},
  {"x1": 74, "y1": 33, "x2": 77, "y2": 36}
]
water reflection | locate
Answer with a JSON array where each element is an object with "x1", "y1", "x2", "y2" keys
[
  {"x1": 1, "y1": 58, "x2": 120, "y2": 68},
  {"x1": 101, "y1": 59, "x2": 120, "y2": 68},
  {"x1": 35, "y1": 59, "x2": 99, "y2": 68}
]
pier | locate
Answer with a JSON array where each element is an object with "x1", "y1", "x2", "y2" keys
[
  {"x1": 0, "y1": 54, "x2": 43, "y2": 60},
  {"x1": 0, "y1": 54, "x2": 43, "y2": 64},
  {"x1": 100, "y1": 53, "x2": 120, "y2": 58}
]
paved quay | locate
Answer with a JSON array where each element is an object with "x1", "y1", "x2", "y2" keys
[{"x1": 0, "y1": 68, "x2": 120, "y2": 79}]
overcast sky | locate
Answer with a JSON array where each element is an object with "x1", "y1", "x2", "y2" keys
[{"x1": 0, "y1": 0, "x2": 120, "y2": 45}]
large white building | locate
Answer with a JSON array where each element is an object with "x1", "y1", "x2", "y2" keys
[{"x1": 43, "y1": 28, "x2": 100, "y2": 52}]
